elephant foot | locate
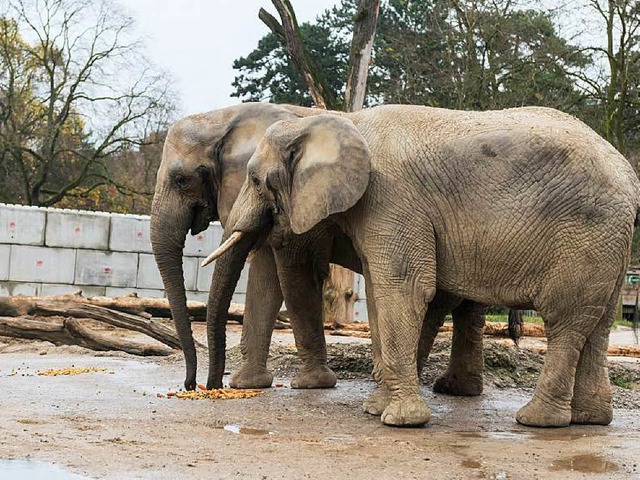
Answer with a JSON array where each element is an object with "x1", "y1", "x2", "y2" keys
[
  {"x1": 432, "y1": 371, "x2": 482, "y2": 396},
  {"x1": 381, "y1": 394, "x2": 431, "y2": 427},
  {"x1": 229, "y1": 365, "x2": 273, "y2": 389},
  {"x1": 184, "y1": 377, "x2": 197, "y2": 391},
  {"x1": 571, "y1": 394, "x2": 613, "y2": 425},
  {"x1": 362, "y1": 385, "x2": 391, "y2": 416},
  {"x1": 516, "y1": 396, "x2": 571, "y2": 427},
  {"x1": 291, "y1": 365, "x2": 336, "y2": 389}
]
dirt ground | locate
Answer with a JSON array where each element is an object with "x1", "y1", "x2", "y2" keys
[{"x1": 1, "y1": 323, "x2": 640, "y2": 479}]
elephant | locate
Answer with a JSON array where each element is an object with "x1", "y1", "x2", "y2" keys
[
  {"x1": 204, "y1": 104, "x2": 640, "y2": 428},
  {"x1": 150, "y1": 102, "x2": 489, "y2": 397}
]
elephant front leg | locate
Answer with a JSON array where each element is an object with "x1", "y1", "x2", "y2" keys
[
  {"x1": 229, "y1": 246, "x2": 283, "y2": 389},
  {"x1": 375, "y1": 287, "x2": 431, "y2": 427},
  {"x1": 278, "y1": 263, "x2": 336, "y2": 389},
  {"x1": 433, "y1": 300, "x2": 485, "y2": 396}
]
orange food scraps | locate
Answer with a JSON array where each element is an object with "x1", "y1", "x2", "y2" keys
[
  {"x1": 166, "y1": 385, "x2": 263, "y2": 400},
  {"x1": 38, "y1": 367, "x2": 108, "y2": 376}
]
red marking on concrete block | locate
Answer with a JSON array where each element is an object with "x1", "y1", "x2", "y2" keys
[
  {"x1": 136, "y1": 231, "x2": 143, "y2": 239},
  {"x1": 36, "y1": 260, "x2": 43, "y2": 267},
  {"x1": 74, "y1": 227, "x2": 81, "y2": 234},
  {"x1": 196, "y1": 235, "x2": 204, "y2": 241},
  {"x1": 103, "y1": 267, "x2": 111, "y2": 274},
  {"x1": 9, "y1": 222, "x2": 15, "y2": 230}
]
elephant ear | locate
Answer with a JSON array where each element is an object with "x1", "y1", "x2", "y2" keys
[{"x1": 287, "y1": 115, "x2": 371, "y2": 234}]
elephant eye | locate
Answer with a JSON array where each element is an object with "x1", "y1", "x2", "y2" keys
[
  {"x1": 251, "y1": 175, "x2": 260, "y2": 187},
  {"x1": 174, "y1": 175, "x2": 188, "y2": 189}
]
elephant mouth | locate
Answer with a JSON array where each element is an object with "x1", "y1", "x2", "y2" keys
[{"x1": 190, "y1": 202, "x2": 216, "y2": 235}]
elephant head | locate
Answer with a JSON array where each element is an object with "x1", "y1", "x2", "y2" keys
[
  {"x1": 150, "y1": 103, "x2": 300, "y2": 390},
  {"x1": 202, "y1": 114, "x2": 371, "y2": 388}
]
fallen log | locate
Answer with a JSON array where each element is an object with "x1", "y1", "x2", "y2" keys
[
  {"x1": 0, "y1": 292, "x2": 245, "y2": 323},
  {"x1": 509, "y1": 343, "x2": 640, "y2": 359},
  {"x1": 326, "y1": 322, "x2": 370, "y2": 332},
  {"x1": 33, "y1": 302, "x2": 186, "y2": 350},
  {"x1": 0, "y1": 316, "x2": 173, "y2": 356},
  {"x1": 437, "y1": 322, "x2": 546, "y2": 338},
  {"x1": 329, "y1": 322, "x2": 546, "y2": 339}
]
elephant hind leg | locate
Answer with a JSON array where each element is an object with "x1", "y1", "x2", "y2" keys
[
  {"x1": 432, "y1": 300, "x2": 485, "y2": 396},
  {"x1": 571, "y1": 277, "x2": 624, "y2": 425},
  {"x1": 516, "y1": 296, "x2": 611, "y2": 427}
]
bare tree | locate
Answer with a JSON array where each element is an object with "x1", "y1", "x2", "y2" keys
[
  {"x1": 260, "y1": 0, "x2": 379, "y2": 324},
  {"x1": 587, "y1": 0, "x2": 640, "y2": 154},
  {"x1": 0, "y1": 0, "x2": 175, "y2": 207}
]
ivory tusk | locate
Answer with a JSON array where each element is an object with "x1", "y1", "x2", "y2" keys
[{"x1": 200, "y1": 231, "x2": 244, "y2": 267}]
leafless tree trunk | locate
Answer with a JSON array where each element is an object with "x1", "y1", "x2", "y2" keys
[
  {"x1": 344, "y1": 0, "x2": 380, "y2": 112},
  {"x1": 259, "y1": 1, "x2": 337, "y2": 110},
  {"x1": 259, "y1": 0, "x2": 379, "y2": 325},
  {"x1": 323, "y1": 0, "x2": 379, "y2": 325}
]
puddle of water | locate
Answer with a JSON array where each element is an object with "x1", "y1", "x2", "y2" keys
[
  {"x1": 460, "y1": 459, "x2": 482, "y2": 469},
  {"x1": 528, "y1": 430, "x2": 592, "y2": 442},
  {"x1": 0, "y1": 460, "x2": 90, "y2": 479},
  {"x1": 481, "y1": 431, "x2": 525, "y2": 441},
  {"x1": 551, "y1": 454, "x2": 618, "y2": 474},
  {"x1": 223, "y1": 424, "x2": 274, "y2": 435}
]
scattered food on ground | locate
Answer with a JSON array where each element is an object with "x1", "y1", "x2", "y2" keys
[
  {"x1": 37, "y1": 367, "x2": 109, "y2": 376},
  {"x1": 167, "y1": 384, "x2": 263, "y2": 400}
]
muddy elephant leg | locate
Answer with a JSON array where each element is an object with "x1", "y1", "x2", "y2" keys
[
  {"x1": 278, "y1": 263, "x2": 336, "y2": 389},
  {"x1": 229, "y1": 246, "x2": 283, "y2": 389},
  {"x1": 433, "y1": 300, "x2": 486, "y2": 396},
  {"x1": 373, "y1": 286, "x2": 431, "y2": 426},
  {"x1": 362, "y1": 279, "x2": 391, "y2": 415},
  {"x1": 571, "y1": 281, "x2": 622, "y2": 425},
  {"x1": 516, "y1": 304, "x2": 603, "y2": 427}
]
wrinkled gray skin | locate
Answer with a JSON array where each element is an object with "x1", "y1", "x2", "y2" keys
[
  {"x1": 150, "y1": 103, "x2": 485, "y2": 394},
  {"x1": 210, "y1": 105, "x2": 640, "y2": 428}
]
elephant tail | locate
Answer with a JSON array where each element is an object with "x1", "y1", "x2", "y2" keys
[{"x1": 507, "y1": 309, "x2": 523, "y2": 345}]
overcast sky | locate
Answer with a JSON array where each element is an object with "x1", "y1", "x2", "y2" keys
[{"x1": 119, "y1": 0, "x2": 340, "y2": 116}]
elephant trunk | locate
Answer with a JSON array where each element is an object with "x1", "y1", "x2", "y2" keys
[
  {"x1": 206, "y1": 185, "x2": 272, "y2": 389},
  {"x1": 205, "y1": 229, "x2": 259, "y2": 389},
  {"x1": 150, "y1": 191, "x2": 197, "y2": 390}
]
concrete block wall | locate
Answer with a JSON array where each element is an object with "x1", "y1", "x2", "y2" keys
[{"x1": 0, "y1": 203, "x2": 368, "y2": 319}]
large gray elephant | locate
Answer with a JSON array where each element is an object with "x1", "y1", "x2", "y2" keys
[
  {"x1": 151, "y1": 102, "x2": 487, "y2": 396},
  {"x1": 151, "y1": 103, "x2": 337, "y2": 391},
  {"x1": 205, "y1": 105, "x2": 640, "y2": 428}
]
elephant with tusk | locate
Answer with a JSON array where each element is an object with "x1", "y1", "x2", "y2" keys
[
  {"x1": 205, "y1": 104, "x2": 640, "y2": 427},
  {"x1": 151, "y1": 102, "x2": 491, "y2": 399}
]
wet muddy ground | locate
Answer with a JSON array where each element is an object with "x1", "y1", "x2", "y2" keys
[{"x1": 1, "y1": 324, "x2": 640, "y2": 479}]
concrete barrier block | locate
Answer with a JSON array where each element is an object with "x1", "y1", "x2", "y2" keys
[
  {"x1": 184, "y1": 223, "x2": 222, "y2": 257},
  {"x1": 0, "y1": 245, "x2": 9, "y2": 281},
  {"x1": 109, "y1": 215, "x2": 152, "y2": 253},
  {"x1": 40, "y1": 283, "x2": 106, "y2": 297},
  {"x1": 356, "y1": 274, "x2": 366, "y2": 300},
  {"x1": 9, "y1": 246, "x2": 76, "y2": 283},
  {"x1": 75, "y1": 250, "x2": 138, "y2": 287},
  {"x1": 106, "y1": 287, "x2": 165, "y2": 299},
  {"x1": 137, "y1": 254, "x2": 198, "y2": 291},
  {"x1": 237, "y1": 265, "x2": 249, "y2": 293},
  {"x1": 232, "y1": 293, "x2": 246, "y2": 305},
  {"x1": 0, "y1": 204, "x2": 46, "y2": 245},
  {"x1": 195, "y1": 258, "x2": 249, "y2": 293},
  {"x1": 46, "y1": 210, "x2": 110, "y2": 249},
  {"x1": 354, "y1": 300, "x2": 368, "y2": 321},
  {"x1": 186, "y1": 291, "x2": 208, "y2": 303},
  {"x1": 196, "y1": 258, "x2": 214, "y2": 292},
  {"x1": 0, "y1": 281, "x2": 40, "y2": 296}
]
